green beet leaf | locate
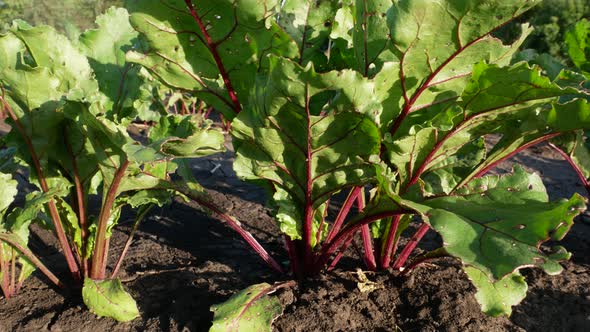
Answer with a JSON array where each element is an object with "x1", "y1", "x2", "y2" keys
[
  {"x1": 276, "y1": 0, "x2": 340, "y2": 70},
  {"x1": 82, "y1": 278, "x2": 140, "y2": 322},
  {"x1": 124, "y1": 114, "x2": 225, "y2": 163},
  {"x1": 382, "y1": 0, "x2": 534, "y2": 132},
  {"x1": 1, "y1": 14, "x2": 226, "y2": 300},
  {"x1": 78, "y1": 7, "x2": 144, "y2": 121},
  {"x1": 232, "y1": 57, "x2": 380, "y2": 242},
  {"x1": 464, "y1": 267, "x2": 527, "y2": 317},
  {"x1": 210, "y1": 283, "x2": 283, "y2": 332},
  {"x1": 422, "y1": 167, "x2": 586, "y2": 280},
  {"x1": 126, "y1": 0, "x2": 298, "y2": 118},
  {"x1": 9, "y1": 20, "x2": 98, "y2": 101}
]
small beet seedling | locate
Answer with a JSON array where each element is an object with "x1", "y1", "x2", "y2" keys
[{"x1": 130, "y1": 0, "x2": 590, "y2": 325}]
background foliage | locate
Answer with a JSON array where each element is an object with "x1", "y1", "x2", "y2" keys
[
  {"x1": 500, "y1": 0, "x2": 590, "y2": 62},
  {"x1": 1, "y1": 0, "x2": 587, "y2": 63},
  {"x1": 0, "y1": 0, "x2": 123, "y2": 33}
]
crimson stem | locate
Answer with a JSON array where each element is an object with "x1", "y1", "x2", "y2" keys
[
  {"x1": 392, "y1": 223, "x2": 430, "y2": 269},
  {"x1": 379, "y1": 214, "x2": 402, "y2": 269},
  {"x1": 0, "y1": 234, "x2": 63, "y2": 288},
  {"x1": 111, "y1": 204, "x2": 154, "y2": 279},
  {"x1": 1, "y1": 94, "x2": 81, "y2": 281},
  {"x1": 178, "y1": 187, "x2": 284, "y2": 274},
  {"x1": 548, "y1": 142, "x2": 590, "y2": 195},
  {"x1": 316, "y1": 210, "x2": 411, "y2": 271},
  {"x1": 357, "y1": 189, "x2": 377, "y2": 270},
  {"x1": 325, "y1": 187, "x2": 362, "y2": 243},
  {"x1": 90, "y1": 160, "x2": 130, "y2": 280}
]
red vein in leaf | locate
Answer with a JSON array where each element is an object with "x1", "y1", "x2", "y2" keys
[
  {"x1": 303, "y1": 84, "x2": 314, "y2": 264},
  {"x1": 185, "y1": 0, "x2": 242, "y2": 113},
  {"x1": 267, "y1": 117, "x2": 307, "y2": 155},
  {"x1": 151, "y1": 51, "x2": 235, "y2": 110},
  {"x1": 389, "y1": 12, "x2": 523, "y2": 137},
  {"x1": 311, "y1": 118, "x2": 365, "y2": 155},
  {"x1": 297, "y1": 3, "x2": 313, "y2": 65},
  {"x1": 406, "y1": 97, "x2": 561, "y2": 191},
  {"x1": 409, "y1": 96, "x2": 460, "y2": 113},
  {"x1": 231, "y1": 280, "x2": 296, "y2": 329}
]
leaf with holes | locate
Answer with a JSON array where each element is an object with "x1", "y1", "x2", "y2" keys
[
  {"x1": 210, "y1": 283, "x2": 283, "y2": 332},
  {"x1": 464, "y1": 267, "x2": 527, "y2": 317},
  {"x1": 421, "y1": 167, "x2": 586, "y2": 280}
]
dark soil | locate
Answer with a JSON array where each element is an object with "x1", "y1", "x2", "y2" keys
[{"x1": 0, "y1": 131, "x2": 589, "y2": 332}]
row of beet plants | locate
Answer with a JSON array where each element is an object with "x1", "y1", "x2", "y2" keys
[{"x1": 0, "y1": 0, "x2": 589, "y2": 329}]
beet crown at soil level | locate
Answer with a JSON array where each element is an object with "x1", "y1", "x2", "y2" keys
[{"x1": 0, "y1": 0, "x2": 590, "y2": 327}]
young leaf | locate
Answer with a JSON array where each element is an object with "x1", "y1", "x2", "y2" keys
[
  {"x1": 210, "y1": 283, "x2": 283, "y2": 332},
  {"x1": 464, "y1": 267, "x2": 527, "y2": 317},
  {"x1": 421, "y1": 167, "x2": 586, "y2": 280},
  {"x1": 123, "y1": 115, "x2": 225, "y2": 162},
  {"x1": 82, "y1": 278, "x2": 140, "y2": 322}
]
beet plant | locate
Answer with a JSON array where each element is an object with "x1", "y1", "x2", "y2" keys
[
  {"x1": 128, "y1": 0, "x2": 590, "y2": 325},
  {"x1": 0, "y1": 8, "x2": 238, "y2": 321}
]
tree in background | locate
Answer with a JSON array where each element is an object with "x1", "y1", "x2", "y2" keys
[{"x1": 497, "y1": 0, "x2": 589, "y2": 63}]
